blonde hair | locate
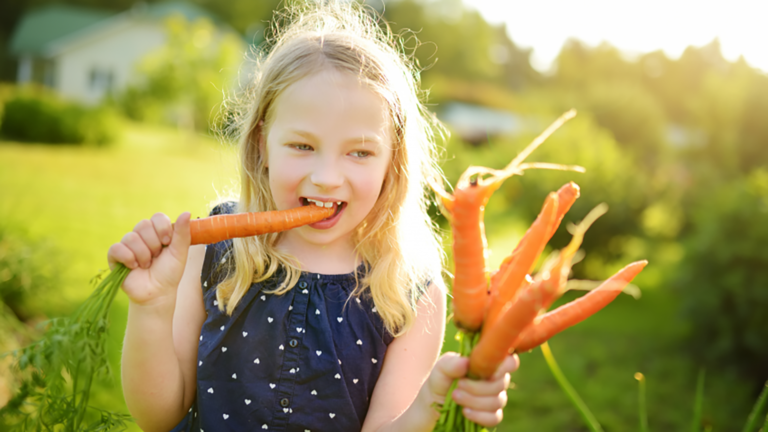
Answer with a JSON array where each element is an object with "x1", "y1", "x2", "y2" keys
[{"x1": 215, "y1": 0, "x2": 445, "y2": 336}]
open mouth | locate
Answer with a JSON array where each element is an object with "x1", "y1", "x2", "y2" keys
[{"x1": 301, "y1": 197, "x2": 346, "y2": 219}]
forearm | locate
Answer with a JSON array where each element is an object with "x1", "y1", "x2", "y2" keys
[
  {"x1": 374, "y1": 387, "x2": 441, "y2": 432},
  {"x1": 122, "y1": 299, "x2": 188, "y2": 432}
]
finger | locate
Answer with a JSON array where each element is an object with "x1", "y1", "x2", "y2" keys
[
  {"x1": 429, "y1": 352, "x2": 469, "y2": 396},
  {"x1": 108, "y1": 242, "x2": 138, "y2": 270},
  {"x1": 462, "y1": 407, "x2": 504, "y2": 427},
  {"x1": 121, "y1": 231, "x2": 152, "y2": 269},
  {"x1": 456, "y1": 375, "x2": 508, "y2": 396},
  {"x1": 134, "y1": 219, "x2": 163, "y2": 258},
  {"x1": 150, "y1": 212, "x2": 173, "y2": 247},
  {"x1": 167, "y1": 212, "x2": 192, "y2": 260},
  {"x1": 452, "y1": 389, "x2": 507, "y2": 412},
  {"x1": 491, "y1": 354, "x2": 520, "y2": 380}
]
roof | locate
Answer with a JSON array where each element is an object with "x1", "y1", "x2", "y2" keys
[
  {"x1": 10, "y1": 2, "x2": 224, "y2": 56},
  {"x1": 10, "y1": 5, "x2": 112, "y2": 56}
]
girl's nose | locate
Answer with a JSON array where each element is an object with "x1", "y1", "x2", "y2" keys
[{"x1": 310, "y1": 158, "x2": 344, "y2": 190}]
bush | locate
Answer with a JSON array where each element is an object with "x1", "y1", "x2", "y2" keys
[
  {"x1": 0, "y1": 226, "x2": 59, "y2": 322},
  {"x1": 0, "y1": 94, "x2": 119, "y2": 145},
  {"x1": 675, "y1": 169, "x2": 768, "y2": 386}
]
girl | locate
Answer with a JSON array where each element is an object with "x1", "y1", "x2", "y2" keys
[{"x1": 108, "y1": 2, "x2": 518, "y2": 431}]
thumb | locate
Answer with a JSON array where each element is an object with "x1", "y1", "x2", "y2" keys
[
  {"x1": 168, "y1": 212, "x2": 192, "y2": 258},
  {"x1": 430, "y1": 352, "x2": 469, "y2": 396}
]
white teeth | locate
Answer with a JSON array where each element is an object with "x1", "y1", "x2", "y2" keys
[{"x1": 305, "y1": 198, "x2": 340, "y2": 208}]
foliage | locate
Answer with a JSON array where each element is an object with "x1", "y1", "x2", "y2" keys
[
  {"x1": 675, "y1": 169, "x2": 768, "y2": 386},
  {"x1": 0, "y1": 92, "x2": 119, "y2": 145},
  {"x1": 115, "y1": 15, "x2": 244, "y2": 132},
  {"x1": 0, "y1": 226, "x2": 59, "y2": 322},
  {"x1": 0, "y1": 265, "x2": 132, "y2": 431}
]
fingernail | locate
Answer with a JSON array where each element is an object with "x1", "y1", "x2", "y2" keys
[{"x1": 163, "y1": 236, "x2": 171, "y2": 244}]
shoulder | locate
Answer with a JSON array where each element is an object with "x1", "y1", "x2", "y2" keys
[{"x1": 209, "y1": 201, "x2": 237, "y2": 216}]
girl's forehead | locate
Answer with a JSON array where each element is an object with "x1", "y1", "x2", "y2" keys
[{"x1": 268, "y1": 68, "x2": 394, "y2": 142}]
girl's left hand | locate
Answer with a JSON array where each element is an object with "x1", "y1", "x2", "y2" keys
[{"x1": 427, "y1": 352, "x2": 520, "y2": 427}]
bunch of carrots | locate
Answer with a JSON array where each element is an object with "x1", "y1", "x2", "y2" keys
[
  {"x1": 1, "y1": 204, "x2": 334, "y2": 430},
  {"x1": 430, "y1": 111, "x2": 647, "y2": 432}
]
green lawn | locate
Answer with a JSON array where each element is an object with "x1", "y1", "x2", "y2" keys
[{"x1": 0, "y1": 123, "x2": 757, "y2": 431}]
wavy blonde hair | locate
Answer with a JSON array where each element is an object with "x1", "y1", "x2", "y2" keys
[{"x1": 215, "y1": 0, "x2": 445, "y2": 336}]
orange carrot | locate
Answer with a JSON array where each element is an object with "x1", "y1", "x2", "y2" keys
[
  {"x1": 429, "y1": 111, "x2": 583, "y2": 332},
  {"x1": 488, "y1": 182, "x2": 580, "y2": 297},
  {"x1": 469, "y1": 279, "x2": 548, "y2": 378},
  {"x1": 514, "y1": 260, "x2": 648, "y2": 353},
  {"x1": 482, "y1": 192, "x2": 558, "y2": 335},
  {"x1": 435, "y1": 177, "x2": 502, "y2": 331},
  {"x1": 189, "y1": 204, "x2": 335, "y2": 245}
]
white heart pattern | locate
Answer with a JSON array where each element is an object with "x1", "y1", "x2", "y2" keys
[
  {"x1": 302, "y1": 289, "x2": 309, "y2": 294},
  {"x1": 337, "y1": 317, "x2": 343, "y2": 323},
  {"x1": 372, "y1": 307, "x2": 377, "y2": 313},
  {"x1": 213, "y1": 300, "x2": 218, "y2": 306},
  {"x1": 220, "y1": 325, "x2": 225, "y2": 331},
  {"x1": 329, "y1": 413, "x2": 336, "y2": 419},
  {"x1": 296, "y1": 327, "x2": 302, "y2": 332},
  {"x1": 221, "y1": 347, "x2": 227, "y2": 352},
  {"x1": 267, "y1": 317, "x2": 274, "y2": 323},
  {"x1": 334, "y1": 373, "x2": 341, "y2": 379},
  {"x1": 198, "y1": 361, "x2": 202, "y2": 366},
  {"x1": 316, "y1": 350, "x2": 322, "y2": 356},
  {"x1": 353, "y1": 379, "x2": 358, "y2": 384},
  {"x1": 283, "y1": 408, "x2": 289, "y2": 413},
  {"x1": 199, "y1": 335, "x2": 203, "y2": 341},
  {"x1": 243, "y1": 331, "x2": 248, "y2": 337},
  {"x1": 232, "y1": 373, "x2": 237, "y2": 379},
  {"x1": 223, "y1": 414, "x2": 229, "y2": 420},
  {"x1": 356, "y1": 339, "x2": 362, "y2": 345},
  {"x1": 290, "y1": 368, "x2": 296, "y2": 374},
  {"x1": 371, "y1": 358, "x2": 378, "y2": 364},
  {"x1": 245, "y1": 399, "x2": 251, "y2": 405},
  {"x1": 269, "y1": 383, "x2": 276, "y2": 389},
  {"x1": 311, "y1": 390, "x2": 317, "y2": 395},
  {"x1": 207, "y1": 387, "x2": 214, "y2": 394},
  {"x1": 288, "y1": 305, "x2": 293, "y2": 311},
  {"x1": 279, "y1": 344, "x2": 284, "y2": 350},
  {"x1": 262, "y1": 425, "x2": 268, "y2": 430},
  {"x1": 261, "y1": 295, "x2": 266, "y2": 301},
  {"x1": 254, "y1": 358, "x2": 260, "y2": 364},
  {"x1": 315, "y1": 309, "x2": 320, "y2": 315}
]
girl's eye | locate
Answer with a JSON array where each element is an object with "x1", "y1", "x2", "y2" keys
[
  {"x1": 350, "y1": 150, "x2": 372, "y2": 158},
  {"x1": 291, "y1": 144, "x2": 313, "y2": 151}
]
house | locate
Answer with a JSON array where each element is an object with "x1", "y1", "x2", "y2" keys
[
  {"x1": 9, "y1": 2, "x2": 231, "y2": 105},
  {"x1": 437, "y1": 102, "x2": 523, "y2": 145}
]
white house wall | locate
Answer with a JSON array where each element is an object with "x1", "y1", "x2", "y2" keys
[{"x1": 53, "y1": 20, "x2": 166, "y2": 105}]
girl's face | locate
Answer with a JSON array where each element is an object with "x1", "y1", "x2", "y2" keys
[{"x1": 263, "y1": 67, "x2": 394, "y2": 258}]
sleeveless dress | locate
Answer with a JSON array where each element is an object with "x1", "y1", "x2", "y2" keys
[{"x1": 169, "y1": 203, "x2": 395, "y2": 432}]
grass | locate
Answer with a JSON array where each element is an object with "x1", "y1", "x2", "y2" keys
[
  {"x1": 0, "y1": 122, "x2": 758, "y2": 431},
  {"x1": 0, "y1": 122, "x2": 237, "y2": 430}
]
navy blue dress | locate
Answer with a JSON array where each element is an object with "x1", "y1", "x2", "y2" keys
[{"x1": 170, "y1": 203, "x2": 395, "y2": 432}]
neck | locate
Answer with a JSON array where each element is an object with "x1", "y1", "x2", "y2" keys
[{"x1": 276, "y1": 233, "x2": 360, "y2": 274}]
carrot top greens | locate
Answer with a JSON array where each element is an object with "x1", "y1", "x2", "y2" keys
[{"x1": 0, "y1": 264, "x2": 133, "y2": 431}]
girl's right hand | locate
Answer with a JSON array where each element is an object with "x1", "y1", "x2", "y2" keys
[{"x1": 107, "y1": 212, "x2": 192, "y2": 306}]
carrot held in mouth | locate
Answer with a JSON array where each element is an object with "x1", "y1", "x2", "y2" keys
[{"x1": 187, "y1": 203, "x2": 336, "y2": 245}]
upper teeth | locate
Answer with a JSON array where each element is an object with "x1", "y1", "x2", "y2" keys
[{"x1": 306, "y1": 198, "x2": 342, "y2": 208}]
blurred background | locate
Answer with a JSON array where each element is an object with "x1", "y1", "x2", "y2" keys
[{"x1": 1, "y1": 0, "x2": 766, "y2": 430}]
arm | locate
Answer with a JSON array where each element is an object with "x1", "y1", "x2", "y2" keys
[
  {"x1": 361, "y1": 280, "x2": 446, "y2": 432},
  {"x1": 112, "y1": 213, "x2": 207, "y2": 431},
  {"x1": 361, "y1": 280, "x2": 521, "y2": 432}
]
